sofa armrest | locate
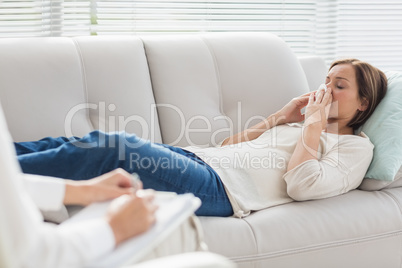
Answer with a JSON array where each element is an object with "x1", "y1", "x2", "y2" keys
[{"x1": 298, "y1": 56, "x2": 328, "y2": 92}]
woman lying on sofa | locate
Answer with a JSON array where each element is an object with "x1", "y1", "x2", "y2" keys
[{"x1": 15, "y1": 58, "x2": 387, "y2": 218}]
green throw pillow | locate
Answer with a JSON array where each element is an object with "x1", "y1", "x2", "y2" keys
[{"x1": 362, "y1": 71, "x2": 402, "y2": 181}]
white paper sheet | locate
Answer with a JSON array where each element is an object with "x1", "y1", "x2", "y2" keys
[{"x1": 62, "y1": 192, "x2": 201, "y2": 268}]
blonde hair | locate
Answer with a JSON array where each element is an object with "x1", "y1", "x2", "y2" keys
[{"x1": 329, "y1": 58, "x2": 387, "y2": 130}]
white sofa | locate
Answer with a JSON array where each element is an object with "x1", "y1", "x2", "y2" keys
[{"x1": 0, "y1": 33, "x2": 401, "y2": 268}]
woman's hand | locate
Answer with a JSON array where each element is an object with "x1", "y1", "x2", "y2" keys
[
  {"x1": 287, "y1": 88, "x2": 332, "y2": 172},
  {"x1": 275, "y1": 92, "x2": 312, "y2": 124},
  {"x1": 304, "y1": 88, "x2": 333, "y2": 130},
  {"x1": 106, "y1": 190, "x2": 158, "y2": 246},
  {"x1": 221, "y1": 91, "x2": 316, "y2": 146},
  {"x1": 63, "y1": 168, "x2": 139, "y2": 206}
]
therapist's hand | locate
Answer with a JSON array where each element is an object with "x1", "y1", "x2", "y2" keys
[
  {"x1": 63, "y1": 168, "x2": 140, "y2": 206},
  {"x1": 106, "y1": 190, "x2": 158, "y2": 246}
]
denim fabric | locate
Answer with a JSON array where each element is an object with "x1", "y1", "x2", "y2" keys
[{"x1": 15, "y1": 130, "x2": 233, "y2": 217}]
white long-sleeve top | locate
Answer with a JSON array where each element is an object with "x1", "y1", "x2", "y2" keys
[
  {"x1": 0, "y1": 106, "x2": 115, "y2": 268},
  {"x1": 182, "y1": 123, "x2": 374, "y2": 218}
]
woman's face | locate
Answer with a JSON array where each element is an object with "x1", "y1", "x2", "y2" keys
[{"x1": 325, "y1": 64, "x2": 367, "y2": 122}]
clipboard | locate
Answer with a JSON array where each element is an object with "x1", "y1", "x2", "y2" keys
[{"x1": 61, "y1": 192, "x2": 201, "y2": 268}]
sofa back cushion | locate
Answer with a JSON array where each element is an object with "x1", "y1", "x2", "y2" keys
[
  {"x1": 0, "y1": 38, "x2": 93, "y2": 142},
  {"x1": 204, "y1": 33, "x2": 310, "y2": 142},
  {"x1": 73, "y1": 36, "x2": 163, "y2": 143},
  {"x1": 142, "y1": 35, "x2": 227, "y2": 147},
  {"x1": 143, "y1": 33, "x2": 310, "y2": 147}
]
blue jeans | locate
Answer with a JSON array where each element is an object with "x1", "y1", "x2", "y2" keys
[{"x1": 15, "y1": 130, "x2": 233, "y2": 217}]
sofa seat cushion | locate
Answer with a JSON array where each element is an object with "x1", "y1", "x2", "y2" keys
[{"x1": 200, "y1": 189, "x2": 402, "y2": 267}]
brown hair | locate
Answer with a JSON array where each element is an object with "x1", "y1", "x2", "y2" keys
[{"x1": 329, "y1": 58, "x2": 387, "y2": 130}]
